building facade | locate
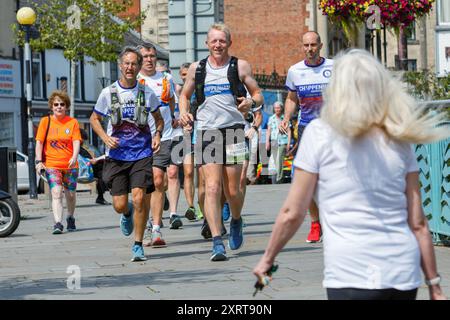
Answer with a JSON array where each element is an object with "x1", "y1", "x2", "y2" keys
[
  {"x1": 0, "y1": 0, "x2": 169, "y2": 153},
  {"x1": 224, "y1": 0, "x2": 310, "y2": 77},
  {"x1": 0, "y1": 1, "x2": 24, "y2": 151},
  {"x1": 141, "y1": 0, "x2": 170, "y2": 49}
]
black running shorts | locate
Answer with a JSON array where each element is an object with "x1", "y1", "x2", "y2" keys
[
  {"x1": 195, "y1": 124, "x2": 247, "y2": 165},
  {"x1": 103, "y1": 156, "x2": 155, "y2": 196}
]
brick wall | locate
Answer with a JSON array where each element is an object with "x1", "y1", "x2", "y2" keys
[
  {"x1": 118, "y1": 0, "x2": 141, "y2": 32},
  {"x1": 224, "y1": 0, "x2": 310, "y2": 76}
]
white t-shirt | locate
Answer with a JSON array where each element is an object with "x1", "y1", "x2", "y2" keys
[
  {"x1": 294, "y1": 119, "x2": 421, "y2": 290},
  {"x1": 172, "y1": 90, "x2": 184, "y2": 138},
  {"x1": 138, "y1": 71, "x2": 175, "y2": 141}
]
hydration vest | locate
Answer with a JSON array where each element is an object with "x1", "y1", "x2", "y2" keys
[
  {"x1": 193, "y1": 56, "x2": 247, "y2": 118},
  {"x1": 110, "y1": 79, "x2": 148, "y2": 127}
]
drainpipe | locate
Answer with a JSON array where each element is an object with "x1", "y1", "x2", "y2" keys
[
  {"x1": 419, "y1": 16, "x2": 428, "y2": 71},
  {"x1": 185, "y1": 0, "x2": 195, "y2": 62}
]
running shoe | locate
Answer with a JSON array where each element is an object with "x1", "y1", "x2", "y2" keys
[
  {"x1": 131, "y1": 244, "x2": 147, "y2": 262},
  {"x1": 184, "y1": 207, "x2": 197, "y2": 221},
  {"x1": 306, "y1": 221, "x2": 322, "y2": 243},
  {"x1": 222, "y1": 202, "x2": 230, "y2": 221},
  {"x1": 120, "y1": 203, "x2": 134, "y2": 236},
  {"x1": 151, "y1": 230, "x2": 167, "y2": 247},
  {"x1": 66, "y1": 216, "x2": 76, "y2": 232},
  {"x1": 210, "y1": 242, "x2": 227, "y2": 261},
  {"x1": 201, "y1": 219, "x2": 212, "y2": 239},
  {"x1": 228, "y1": 217, "x2": 244, "y2": 250},
  {"x1": 196, "y1": 207, "x2": 204, "y2": 220},
  {"x1": 169, "y1": 214, "x2": 183, "y2": 229},
  {"x1": 52, "y1": 222, "x2": 64, "y2": 235}
]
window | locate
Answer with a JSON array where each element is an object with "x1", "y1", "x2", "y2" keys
[
  {"x1": 0, "y1": 113, "x2": 15, "y2": 147},
  {"x1": 439, "y1": 0, "x2": 450, "y2": 24},
  {"x1": 110, "y1": 62, "x2": 118, "y2": 84},
  {"x1": 406, "y1": 22, "x2": 416, "y2": 42},
  {"x1": 32, "y1": 52, "x2": 42, "y2": 99}
]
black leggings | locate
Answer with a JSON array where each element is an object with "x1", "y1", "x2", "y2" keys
[{"x1": 327, "y1": 288, "x2": 418, "y2": 300}]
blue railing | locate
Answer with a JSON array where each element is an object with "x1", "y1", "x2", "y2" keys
[{"x1": 415, "y1": 100, "x2": 450, "y2": 243}]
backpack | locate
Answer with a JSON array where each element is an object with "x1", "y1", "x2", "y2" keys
[
  {"x1": 193, "y1": 56, "x2": 247, "y2": 118},
  {"x1": 110, "y1": 79, "x2": 147, "y2": 127},
  {"x1": 160, "y1": 74, "x2": 172, "y2": 104}
]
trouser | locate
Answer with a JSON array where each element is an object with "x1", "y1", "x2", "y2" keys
[
  {"x1": 246, "y1": 132, "x2": 258, "y2": 181},
  {"x1": 326, "y1": 288, "x2": 418, "y2": 300},
  {"x1": 274, "y1": 143, "x2": 287, "y2": 183},
  {"x1": 93, "y1": 162, "x2": 107, "y2": 198}
]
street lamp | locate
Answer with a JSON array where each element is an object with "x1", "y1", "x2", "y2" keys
[{"x1": 17, "y1": 7, "x2": 38, "y2": 199}]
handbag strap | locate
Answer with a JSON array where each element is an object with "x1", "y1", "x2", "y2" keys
[{"x1": 42, "y1": 115, "x2": 51, "y2": 162}]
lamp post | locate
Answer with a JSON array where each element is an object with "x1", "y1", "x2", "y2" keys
[{"x1": 17, "y1": 7, "x2": 38, "y2": 199}]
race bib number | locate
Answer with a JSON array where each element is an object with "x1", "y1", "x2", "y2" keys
[{"x1": 225, "y1": 141, "x2": 248, "y2": 164}]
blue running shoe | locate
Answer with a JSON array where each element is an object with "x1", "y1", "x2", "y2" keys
[
  {"x1": 120, "y1": 203, "x2": 134, "y2": 236},
  {"x1": 131, "y1": 244, "x2": 147, "y2": 262},
  {"x1": 222, "y1": 202, "x2": 230, "y2": 221},
  {"x1": 210, "y1": 242, "x2": 227, "y2": 261},
  {"x1": 228, "y1": 217, "x2": 244, "y2": 250}
]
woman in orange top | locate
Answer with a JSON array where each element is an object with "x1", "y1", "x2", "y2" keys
[{"x1": 35, "y1": 90, "x2": 82, "y2": 234}]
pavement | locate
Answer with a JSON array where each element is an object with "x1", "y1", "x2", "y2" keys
[{"x1": 0, "y1": 184, "x2": 449, "y2": 300}]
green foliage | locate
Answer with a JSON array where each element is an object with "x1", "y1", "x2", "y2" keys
[
  {"x1": 402, "y1": 71, "x2": 450, "y2": 101},
  {"x1": 12, "y1": 0, "x2": 146, "y2": 63}
]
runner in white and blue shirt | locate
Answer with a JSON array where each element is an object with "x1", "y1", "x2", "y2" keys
[
  {"x1": 280, "y1": 31, "x2": 333, "y2": 244},
  {"x1": 93, "y1": 80, "x2": 161, "y2": 161},
  {"x1": 285, "y1": 58, "x2": 333, "y2": 128}
]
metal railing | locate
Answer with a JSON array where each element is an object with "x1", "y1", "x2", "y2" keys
[{"x1": 415, "y1": 101, "x2": 450, "y2": 244}]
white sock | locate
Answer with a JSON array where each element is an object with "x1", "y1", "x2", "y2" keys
[
  {"x1": 152, "y1": 225, "x2": 161, "y2": 232},
  {"x1": 170, "y1": 212, "x2": 177, "y2": 218}
]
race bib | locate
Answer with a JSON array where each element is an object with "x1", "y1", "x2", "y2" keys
[{"x1": 225, "y1": 141, "x2": 248, "y2": 164}]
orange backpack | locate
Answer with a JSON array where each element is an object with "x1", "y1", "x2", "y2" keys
[{"x1": 160, "y1": 75, "x2": 171, "y2": 104}]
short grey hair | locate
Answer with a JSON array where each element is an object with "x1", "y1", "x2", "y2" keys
[
  {"x1": 118, "y1": 46, "x2": 143, "y2": 66},
  {"x1": 273, "y1": 101, "x2": 284, "y2": 110},
  {"x1": 136, "y1": 43, "x2": 156, "y2": 52}
]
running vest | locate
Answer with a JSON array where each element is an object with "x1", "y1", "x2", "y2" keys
[
  {"x1": 110, "y1": 79, "x2": 147, "y2": 127},
  {"x1": 193, "y1": 56, "x2": 247, "y2": 118}
]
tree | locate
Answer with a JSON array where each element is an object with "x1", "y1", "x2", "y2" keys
[
  {"x1": 13, "y1": 0, "x2": 146, "y2": 117},
  {"x1": 319, "y1": 0, "x2": 435, "y2": 65}
]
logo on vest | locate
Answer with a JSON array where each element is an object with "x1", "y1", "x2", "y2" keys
[{"x1": 323, "y1": 69, "x2": 332, "y2": 78}]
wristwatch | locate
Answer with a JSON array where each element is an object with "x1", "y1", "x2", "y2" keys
[
  {"x1": 155, "y1": 129, "x2": 162, "y2": 137},
  {"x1": 425, "y1": 274, "x2": 441, "y2": 286},
  {"x1": 35, "y1": 160, "x2": 42, "y2": 165}
]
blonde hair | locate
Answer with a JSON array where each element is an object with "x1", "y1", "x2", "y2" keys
[
  {"x1": 321, "y1": 49, "x2": 449, "y2": 144},
  {"x1": 207, "y1": 23, "x2": 231, "y2": 43},
  {"x1": 48, "y1": 90, "x2": 70, "y2": 111}
]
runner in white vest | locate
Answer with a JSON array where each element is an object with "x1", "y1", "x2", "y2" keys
[{"x1": 179, "y1": 23, "x2": 264, "y2": 262}]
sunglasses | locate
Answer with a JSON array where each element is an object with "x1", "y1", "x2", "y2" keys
[{"x1": 53, "y1": 102, "x2": 66, "y2": 107}]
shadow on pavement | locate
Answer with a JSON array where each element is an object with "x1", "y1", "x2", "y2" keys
[{"x1": 0, "y1": 267, "x2": 238, "y2": 299}]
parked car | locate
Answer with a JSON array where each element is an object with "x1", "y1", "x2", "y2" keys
[{"x1": 16, "y1": 151, "x2": 44, "y2": 193}]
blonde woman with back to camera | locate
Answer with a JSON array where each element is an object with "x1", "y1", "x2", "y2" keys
[
  {"x1": 35, "y1": 90, "x2": 82, "y2": 234},
  {"x1": 253, "y1": 49, "x2": 448, "y2": 300}
]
